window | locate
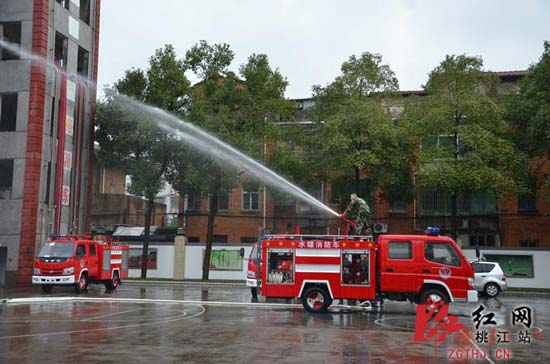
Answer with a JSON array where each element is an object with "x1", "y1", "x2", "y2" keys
[
  {"x1": 342, "y1": 250, "x2": 370, "y2": 285},
  {"x1": 49, "y1": 97, "x2": 56, "y2": 136},
  {"x1": 89, "y1": 244, "x2": 96, "y2": 256},
  {"x1": 518, "y1": 175, "x2": 537, "y2": 212},
  {"x1": 267, "y1": 249, "x2": 294, "y2": 284},
  {"x1": 0, "y1": 22, "x2": 22, "y2": 60},
  {"x1": 242, "y1": 191, "x2": 259, "y2": 211},
  {"x1": 472, "y1": 262, "x2": 495, "y2": 274},
  {"x1": 520, "y1": 240, "x2": 538, "y2": 248},
  {"x1": 484, "y1": 254, "x2": 534, "y2": 278},
  {"x1": 207, "y1": 192, "x2": 229, "y2": 210},
  {"x1": 419, "y1": 187, "x2": 452, "y2": 216},
  {"x1": 80, "y1": 0, "x2": 91, "y2": 24},
  {"x1": 425, "y1": 242, "x2": 461, "y2": 267},
  {"x1": 45, "y1": 162, "x2": 52, "y2": 204},
  {"x1": 75, "y1": 244, "x2": 86, "y2": 258},
  {"x1": 0, "y1": 93, "x2": 18, "y2": 131},
  {"x1": 77, "y1": 46, "x2": 89, "y2": 78},
  {"x1": 470, "y1": 234, "x2": 496, "y2": 247},
  {"x1": 56, "y1": 0, "x2": 70, "y2": 9},
  {"x1": 389, "y1": 199, "x2": 407, "y2": 214},
  {"x1": 186, "y1": 193, "x2": 201, "y2": 211},
  {"x1": 0, "y1": 159, "x2": 14, "y2": 199},
  {"x1": 518, "y1": 192, "x2": 536, "y2": 212},
  {"x1": 54, "y1": 32, "x2": 68, "y2": 70},
  {"x1": 212, "y1": 235, "x2": 228, "y2": 243},
  {"x1": 240, "y1": 237, "x2": 256, "y2": 244},
  {"x1": 187, "y1": 236, "x2": 200, "y2": 243},
  {"x1": 129, "y1": 248, "x2": 157, "y2": 269},
  {"x1": 388, "y1": 241, "x2": 412, "y2": 259}
]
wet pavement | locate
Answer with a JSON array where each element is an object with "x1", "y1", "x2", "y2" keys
[{"x1": 0, "y1": 283, "x2": 548, "y2": 363}]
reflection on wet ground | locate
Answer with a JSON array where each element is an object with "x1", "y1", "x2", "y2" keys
[{"x1": 0, "y1": 284, "x2": 548, "y2": 363}]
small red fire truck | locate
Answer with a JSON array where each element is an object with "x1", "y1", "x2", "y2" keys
[
  {"x1": 247, "y1": 228, "x2": 478, "y2": 313},
  {"x1": 32, "y1": 234, "x2": 129, "y2": 293}
]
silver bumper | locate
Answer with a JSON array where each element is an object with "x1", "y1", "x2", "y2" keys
[{"x1": 32, "y1": 275, "x2": 75, "y2": 285}]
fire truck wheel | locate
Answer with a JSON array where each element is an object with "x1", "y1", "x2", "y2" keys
[
  {"x1": 302, "y1": 286, "x2": 330, "y2": 314},
  {"x1": 75, "y1": 273, "x2": 88, "y2": 293},
  {"x1": 419, "y1": 289, "x2": 449, "y2": 305},
  {"x1": 105, "y1": 272, "x2": 120, "y2": 290},
  {"x1": 41, "y1": 285, "x2": 53, "y2": 293}
]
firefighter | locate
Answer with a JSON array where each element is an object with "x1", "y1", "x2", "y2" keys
[{"x1": 340, "y1": 193, "x2": 372, "y2": 236}]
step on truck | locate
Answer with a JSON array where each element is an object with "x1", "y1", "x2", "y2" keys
[
  {"x1": 32, "y1": 234, "x2": 129, "y2": 293},
  {"x1": 247, "y1": 227, "x2": 478, "y2": 313}
]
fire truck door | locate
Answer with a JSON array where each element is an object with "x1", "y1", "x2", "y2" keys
[
  {"x1": 379, "y1": 240, "x2": 420, "y2": 292},
  {"x1": 87, "y1": 244, "x2": 98, "y2": 277}
]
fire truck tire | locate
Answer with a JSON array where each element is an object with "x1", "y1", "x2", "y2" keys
[
  {"x1": 75, "y1": 273, "x2": 88, "y2": 293},
  {"x1": 41, "y1": 284, "x2": 53, "y2": 293},
  {"x1": 302, "y1": 286, "x2": 330, "y2": 314},
  {"x1": 418, "y1": 288, "x2": 449, "y2": 305},
  {"x1": 105, "y1": 272, "x2": 120, "y2": 290}
]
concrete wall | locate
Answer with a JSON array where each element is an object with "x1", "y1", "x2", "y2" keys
[
  {"x1": 123, "y1": 239, "x2": 252, "y2": 280},
  {"x1": 0, "y1": 0, "x2": 100, "y2": 286},
  {"x1": 463, "y1": 247, "x2": 550, "y2": 289},
  {"x1": 127, "y1": 243, "x2": 175, "y2": 279}
]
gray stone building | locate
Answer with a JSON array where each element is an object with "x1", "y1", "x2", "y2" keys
[{"x1": 0, "y1": 0, "x2": 101, "y2": 286}]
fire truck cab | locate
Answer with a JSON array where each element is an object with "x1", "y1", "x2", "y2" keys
[
  {"x1": 251, "y1": 228, "x2": 478, "y2": 313},
  {"x1": 32, "y1": 235, "x2": 129, "y2": 293}
]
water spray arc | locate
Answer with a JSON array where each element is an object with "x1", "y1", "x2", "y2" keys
[
  {"x1": 0, "y1": 37, "x2": 340, "y2": 219},
  {"x1": 0, "y1": 39, "x2": 96, "y2": 89},
  {"x1": 114, "y1": 95, "x2": 341, "y2": 218}
]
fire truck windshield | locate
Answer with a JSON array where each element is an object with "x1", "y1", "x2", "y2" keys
[{"x1": 38, "y1": 242, "x2": 75, "y2": 258}]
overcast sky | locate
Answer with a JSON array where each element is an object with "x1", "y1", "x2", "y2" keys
[{"x1": 98, "y1": 0, "x2": 550, "y2": 99}]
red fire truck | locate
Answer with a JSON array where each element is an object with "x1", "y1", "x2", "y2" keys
[
  {"x1": 247, "y1": 228, "x2": 478, "y2": 313},
  {"x1": 32, "y1": 234, "x2": 129, "y2": 293}
]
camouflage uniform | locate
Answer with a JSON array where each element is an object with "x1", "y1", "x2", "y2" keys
[{"x1": 344, "y1": 197, "x2": 372, "y2": 236}]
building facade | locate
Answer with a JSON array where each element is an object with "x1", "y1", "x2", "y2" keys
[{"x1": 0, "y1": 0, "x2": 101, "y2": 286}]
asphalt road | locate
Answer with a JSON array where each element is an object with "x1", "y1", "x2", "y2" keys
[{"x1": 0, "y1": 282, "x2": 547, "y2": 363}]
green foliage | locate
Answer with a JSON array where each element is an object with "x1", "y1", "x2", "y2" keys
[
  {"x1": 307, "y1": 51, "x2": 413, "y2": 205},
  {"x1": 514, "y1": 41, "x2": 550, "y2": 159},
  {"x1": 407, "y1": 54, "x2": 528, "y2": 195},
  {"x1": 96, "y1": 45, "x2": 189, "y2": 200}
]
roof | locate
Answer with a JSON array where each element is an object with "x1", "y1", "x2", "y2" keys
[{"x1": 113, "y1": 226, "x2": 158, "y2": 237}]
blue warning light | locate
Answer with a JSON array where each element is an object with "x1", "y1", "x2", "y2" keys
[{"x1": 425, "y1": 227, "x2": 441, "y2": 236}]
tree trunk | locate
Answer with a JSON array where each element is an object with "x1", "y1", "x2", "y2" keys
[
  {"x1": 354, "y1": 166, "x2": 360, "y2": 192},
  {"x1": 451, "y1": 192, "x2": 458, "y2": 241},
  {"x1": 202, "y1": 173, "x2": 221, "y2": 280},
  {"x1": 140, "y1": 197, "x2": 154, "y2": 279}
]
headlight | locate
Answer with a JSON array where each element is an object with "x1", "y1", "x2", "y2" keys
[
  {"x1": 468, "y1": 277, "x2": 475, "y2": 288},
  {"x1": 63, "y1": 267, "x2": 74, "y2": 275},
  {"x1": 33, "y1": 268, "x2": 40, "y2": 275}
]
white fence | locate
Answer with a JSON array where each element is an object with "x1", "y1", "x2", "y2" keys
[
  {"x1": 127, "y1": 240, "x2": 252, "y2": 281},
  {"x1": 463, "y1": 247, "x2": 550, "y2": 289},
  {"x1": 127, "y1": 239, "x2": 550, "y2": 289}
]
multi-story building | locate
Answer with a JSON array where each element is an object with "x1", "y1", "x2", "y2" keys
[{"x1": 0, "y1": 0, "x2": 101, "y2": 286}]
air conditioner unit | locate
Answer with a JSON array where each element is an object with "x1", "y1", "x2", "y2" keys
[{"x1": 373, "y1": 223, "x2": 388, "y2": 234}]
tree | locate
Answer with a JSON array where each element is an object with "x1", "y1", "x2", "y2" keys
[
  {"x1": 307, "y1": 52, "x2": 412, "y2": 208},
  {"x1": 168, "y1": 42, "x2": 295, "y2": 279},
  {"x1": 513, "y1": 41, "x2": 550, "y2": 190},
  {"x1": 95, "y1": 45, "x2": 189, "y2": 278},
  {"x1": 406, "y1": 54, "x2": 528, "y2": 239}
]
